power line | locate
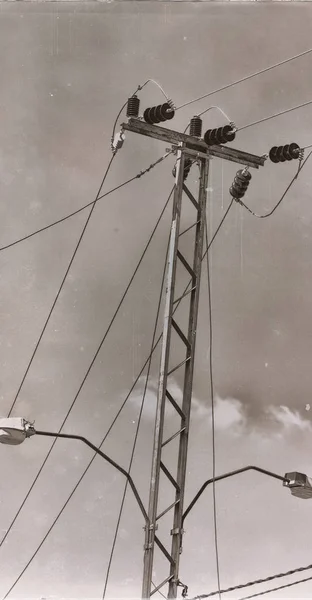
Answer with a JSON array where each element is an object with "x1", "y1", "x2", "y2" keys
[
  {"x1": 7, "y1": 153, "x2": 116, "y2": 419},
  {"x1": 111, "y1": 79, "x2": 171, "y2": 151},
  {"x1": 202, "y1": 199, "x2": 234, "y2": 261},
  {"x1": 239, "y1": 575, "x2": 312, "y2": 599},
  {"x1": 204, "y1": 214, "x2": 221, "y2": 600},
  {"x1": 0, "y1": 189, "x2": 174, "y2": 600},
  {"x1": 0, "y1": 151, "x2": 172, "y2": 254},
  {"x1": 239, "y1": 99, "x2": 312, "y2": 132},
  {"x1": 198, "y1": 106, "x2": 233, "y2": 121},
  {"x1": 102, "y1": 231, "x2": 170, "y2": 599},
  {"x1": 189, "y1": 562, "x2": 312, "y2": 599},
  {"x1": 238, "y1": 149, "x2": 312, "y2": 218},
  {"x1": 175, "y1": 47, "x2": 312, "y2": 111},
  {"x1": 0, "y1": 196, "x2": 233, "y2": 598}
]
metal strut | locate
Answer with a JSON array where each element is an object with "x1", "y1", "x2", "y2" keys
[{"x1": 142, "y1": 146, "x2": 209, "y2": 599}]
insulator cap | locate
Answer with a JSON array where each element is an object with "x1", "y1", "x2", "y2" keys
[
  {"x1": 204, "y1": 124, "x2": 236, "y2": 146},
  {"x1": 143, "y1": 103, "x2": 175, "y2": 125},
  {"x1": 190, "y1": 116, "x2": 203, "y2": 138},
  {"x1": 172, "y1": 158, "x2": 193, "y2": 181},
  {"x1": 229, "y1": 169, "x2": 252, "y2": 199},
  {"x1": 126, "y1": 95, "x2": 140, "y2": 118},
  {"x1": 269, "y1": 143, "x2": 300, "y2": 163}
]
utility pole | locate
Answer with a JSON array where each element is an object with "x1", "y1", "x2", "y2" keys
[{"x1": 122, "y1": 115, "x2": 265, "y2": 599}]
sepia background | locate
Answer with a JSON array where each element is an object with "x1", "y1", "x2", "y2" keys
[{"x1": 1, "y1": 1, "x2": 312, "y2": 598}]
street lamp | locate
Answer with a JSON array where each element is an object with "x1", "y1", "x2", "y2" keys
[
  {"x1": 1, "y1": 417, "x2": 311, "y2": 600},
  {"x1": 1, "y1": 418, "x2": 311, "y2": 519},
  {"x1": 0, "y1": 417, "x2": 148, "y2": 522},
  {"x1": 182, "y1": 466, "x2": 312, "y2": 525}
]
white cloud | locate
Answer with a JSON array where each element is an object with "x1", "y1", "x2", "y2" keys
[
  {"x1": 266, "y1": 404, "x2": 312, "y2": 431},
  {"x1": 129, "y1": 379, "x2": 247, "y2": 435},
  {"x1": 213, "y1": 396, "x2": 247, "y2": 431}
]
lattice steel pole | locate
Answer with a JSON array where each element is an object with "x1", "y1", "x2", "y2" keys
[
  {"x1": 142, "y1": 144, "x2": 186, "y2": 599},
  {"x1": 121, "y1": 116, "x2": 265, "y2": 600},
  {"x1": 142, "y1": 150, "x2": 209, "y2": 599},
  {"x1": 168, "y1": 156, "x2": 209, "y2": 598}
]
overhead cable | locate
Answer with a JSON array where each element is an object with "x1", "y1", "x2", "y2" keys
[
  {"x1": 0, "y1": 197, "x2": 234, "y2": 598},
  {"x1": 188, "y1": 561, "x2": 312, "y2": 599},
  {"x1": 239, "y1": 99, "x2": 312, "y2": 132},
  {"x1": 175, "y1": 46, "x2": 312, "y2": 111},
  {"x1": 238, "y1": 149, "x2": 312, "y2": 218},
  {"x1": 111, "y1": 79, "x2": 171, "y2": 151},
  {"x1": 0, "y1": 190, "x2": 173, "y2": 600},
  {"x1": 102, "y1": 232, "x2": 170, "y2": 599},
  {"x1": 6, "y1": 153, "x2": 116, "y2": 419},
  {"x1": 239, "y1": 575, "x2": 312, "y2": 599},
  {"x1": 204, "y1": 214, "x2": 221, "y2": 599},
  {"x1": 0, "y1": 151, "x2": 172, "y2": 254}
]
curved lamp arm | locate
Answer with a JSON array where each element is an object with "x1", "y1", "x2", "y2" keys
[
  {"x1": 35, "y1": 429, "x2": 148, "y2": 522},
  {"x1": 0, "y1": 418, "x2": 148, "y2": 523},
  {"x1": 182, "y1": 466, "x2": 289, "y2": 525}
]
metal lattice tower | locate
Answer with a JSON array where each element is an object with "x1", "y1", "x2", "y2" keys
[
  {"x1": 122, "y1": 117, "x2": 265, "y2": 599},
  {"x1": 141, "y1": 147, "x2": 208, "y2": 599}
]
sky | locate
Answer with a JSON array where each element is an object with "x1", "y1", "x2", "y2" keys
[{"x1": 1, "y1": 1, "x2": 312, "y2": 599}]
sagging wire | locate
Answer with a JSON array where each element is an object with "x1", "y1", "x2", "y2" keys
[
  {"x1": 0, "y1": 191, "x2": 234, "y2": 600},
  {"x1": 237, "y1": 149, "x2": 312, "y2": 218},
  {"x1": 0, "y1": 150, "x2": 173, "y2": 254},
  {"x1": 111, "y1": 79, "x2": 174, "y2": 153},
  {"x1": 175, "y1": 46, "x2": 312, "y2": 112},
  {"x1": 204, "y1": 212, "x2": 221, "y2": 600},
  {"x1": 102, "y1": 230, "x2": 170, "y2": 599},
  {"x1": 189, "y1": 560, "x2": 312, "y2": 599}
]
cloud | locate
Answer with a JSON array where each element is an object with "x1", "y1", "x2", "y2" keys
[
  {"x1": 129, "y1": 378, "x2": 247, "y2": 434},
  {"x1": 266, "y1": 404, "x2": 312, "y2": 432},
  {"x1": 212, "y1": 396, "x2": 247, "y2": 432},
  {"x1": 128, "y1": 377, "x2": 312, "y2": 442}
]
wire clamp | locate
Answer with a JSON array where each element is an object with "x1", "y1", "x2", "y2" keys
[
  {"x1": 170, "y1": 527, "x2": 184, "y2": 535},
  {"x1": 177, "y1": 580, "x2": 188, "y2": 597},
  {"x1": 111, "y1": 130, "x2": 125, "y2": 154},
  {"x1": 143, "y1": 523, "x2": 158, "y2": 532}
]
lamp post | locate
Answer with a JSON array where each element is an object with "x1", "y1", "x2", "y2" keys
[
  {"x1": 0, "y1": 417, "x2": 148, "y2": 523},
  {"x1": 1, "y1": 417, "x2": 311, "y2": 599},
  {"x1": 182, "y1": 466, "x2": 312, "y2": 526}
]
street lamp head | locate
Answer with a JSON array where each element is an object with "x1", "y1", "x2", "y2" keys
[
  {"x1": 283, "y1": 471, "x2": 312, "y2": 499},
  {"x1": 0, "y1": 418, "x2": 35, "y2": 445}
]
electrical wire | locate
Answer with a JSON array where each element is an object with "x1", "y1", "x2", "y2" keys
[
  {"x1": 198, "y1": 106, "x2": 232, "y2": 122},
  {"x1": 189, "y1": 562, "x2": 312, "y2": 599},
  {"x1": 204, "y1": 214, "x2": 221, "y2": 600},
  {"x1": 111, "y1": 79, "x2": 171, "y2": 150},
  {"x1": 239, "y1": 575, "x2": 312, "y2": 599},
  {"x1": 183, "y1": 107, "x2": 233, "y2": 134},
  {"x1": 175, "y1": 46, "x2": 312, "y2": 111},
  {"x1": 202, "y1": 199, "x2": 234, "y2": 261},
  {"x1": 0, "y1": 193, "x2": 233, "y2": 599},
  {"x1": 0, "y1": 151, "x2": 172, "y2": 254},
  {"x1": 0, "y1": 189, "x2": 174, "y2": 600},
  {"x1": 6, "y1": 153, "x2": 116, "y2": 419},
  {"x1": 102, "y1": 232, "x2": 170, "y2": 599},
  {"x1": 239, "y1": 99, "x2": 312, "y2": 132},
  {"x1": 139, "y1": 79, "x2": 170, "y2": 102},
  {"x1": 238, "y1": 149, "x2": 312, "y2": 218}
]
